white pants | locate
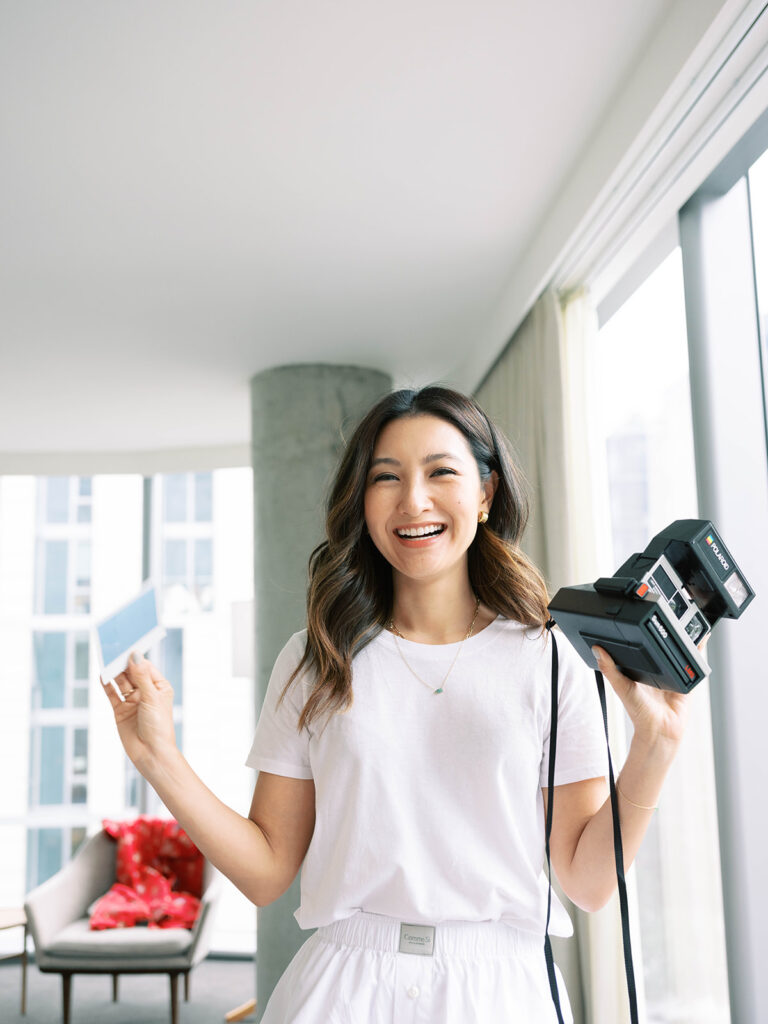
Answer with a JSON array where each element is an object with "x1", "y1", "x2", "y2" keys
[{"x1": 260, "y1": 911, "x2": 572, "y2": 1023}]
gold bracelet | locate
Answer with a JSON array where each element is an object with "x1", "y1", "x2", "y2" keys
[{"x1": 616, "y1": 782, "x2": 657, "y2": 812}]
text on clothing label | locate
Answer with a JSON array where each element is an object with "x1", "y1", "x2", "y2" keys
[{"x1": 399, "y1": 923, "x2": 435, "y2": 956}]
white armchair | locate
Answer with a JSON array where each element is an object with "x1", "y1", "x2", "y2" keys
[{"x1": 24, "y1": 829, "x2": 222, "y2": 1024}]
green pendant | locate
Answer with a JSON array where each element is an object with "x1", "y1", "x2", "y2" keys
[{"x1": 434, "y1": 687, "x2": 443, "y2": 694}]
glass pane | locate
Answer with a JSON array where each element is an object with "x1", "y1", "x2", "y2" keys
[
  {"x1": 597, "y1": 248, "x2": 730, "y2": 1023},
  {"x1": 71, "y1": 784, "x2": 87, "y2": 804},
  {"x1": 73, "y1": 686, "x2": 89, "y2": 708},
  {"x1": 164, "y1": 539, "x2": 187, "y2": 581},
  {"x1": 73, "y1": 728, "x2": 88, "y2": 774},
  {"x1": 71, "y1": 827, "x2": 87, "y2": 857},
  {"x1": 75, "y1": 541, "x2": 91, "y2": 586},
  {"x1": 164, "y1": 474, "x2": 188, "y2": 522},
  {"x1": 606, "y1": 432, "x2": 649, "y2": 561},
  {"x1": 194, "y1": 472, "x2": 213, "y2": 521},
  {"x1": 163, "y1": 628, "x2": 184, "y2": 705},
  {"x1": 43, "y1": 540, "x2": 68, "y2": 614},
  {"x1": 46, "y1": 478, "x2": 69, "y2": 523},
  {"x1": 749, "y1": 148, "x2": 768, "y2": 316},
  {"x1": 194, "y1": 538, "x2": 213, "y2": 581},
  {"x1": 76, "y1": 504, "x2": 92, "y2": 523},
  {"x1": 36, "y1": 828, "x2": 63, "y2": 886},
  {"x1": 34, "y1": 632, "x2": 66, "y2": 708},
  {"x1": 39, "y1": 726, "x2": 65, "y2": 804},
  {"x1": 78, "y1": 477, "x2": 92, "y2": 496},
  {"x1": 125, "y1": 760, "x2": 140, "y2": 809},
  {"x1": 74, "y1": 636, "x2": 89, "y2": 680},
  {"x1": 598, "y1": 250, "x2": 698, "y2": 563},
  {"x1": 749, "y1": 153, "x2": 768, "y2": 437}
]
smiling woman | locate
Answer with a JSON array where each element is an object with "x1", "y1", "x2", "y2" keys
[
  {"x1": 103, "y1": 385, "x2": 696, "y2": 1024},
  {"x1": 290, "y1": 386, "x2": 552, "y2": 727}
]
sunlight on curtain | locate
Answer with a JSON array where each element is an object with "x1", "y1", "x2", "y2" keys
[{"x1": 475, "y1": 289, "x2": 636, "y2": 1024}]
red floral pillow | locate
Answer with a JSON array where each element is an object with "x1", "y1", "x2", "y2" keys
[{"x1": 90, "y1": 818, "x2": 203, "y2": 930}]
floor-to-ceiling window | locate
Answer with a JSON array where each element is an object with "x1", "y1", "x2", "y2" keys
[
  {"x1": 26, "y1": 477, "x2": 93, "y2": 892},
  {"x1": 596, "y1": 248, "x2": 730, "y2": 1024},
  {"x1": 0, "y1": 466, "x2": 255, "y2": 954}
]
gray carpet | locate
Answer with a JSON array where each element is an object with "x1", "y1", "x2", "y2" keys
[{"x1": 0, "y1": 957, "x2": 257, "y2": 1024}]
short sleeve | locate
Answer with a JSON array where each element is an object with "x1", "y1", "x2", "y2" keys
[
  {"x1": 245, "y1": 631, "x2": 313, "y2": 780},
  {"x1": 540, "y1": 630, "x2": 609, "y2": 788}
]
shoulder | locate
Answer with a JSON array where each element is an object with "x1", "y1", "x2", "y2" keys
[
  {"x1": 284, "y1": 628, "x2": 308, "y2": 658},
  {"x1": 491, "y1": 616, "x2": 548, "y2": 657},
  {"x1": 488, "y1": 618, "x2": 587, "y2": 678},
  {"x1": 268, "y1": 630, "x2": 310, "y2": 691}
]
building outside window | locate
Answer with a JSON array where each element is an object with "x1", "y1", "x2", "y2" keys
[
  {"x1": 596, "y1": 248, "x2": 730, "y2": 1024},
  {"x1": 158, "y1": 472, "x2": 215, "y2": 615},
  {"x1": 0, "y1": 467, "x2": 255, "y2": 953},
  {"x1": 25, "y1": 477, "x2": 93, "y2": 891}
]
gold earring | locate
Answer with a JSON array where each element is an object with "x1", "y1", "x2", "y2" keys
[{"x1": 478, "y1": 510, "x2": 489, "y2": 524}]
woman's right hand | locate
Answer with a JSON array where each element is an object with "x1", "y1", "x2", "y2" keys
[{"x1": 102, "y1": 653, "x2": 178, "y2": 774}]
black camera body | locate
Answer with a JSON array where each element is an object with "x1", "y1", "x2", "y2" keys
[{"x1": 547, "y1": 520, "x2": 754, "y2": 692}]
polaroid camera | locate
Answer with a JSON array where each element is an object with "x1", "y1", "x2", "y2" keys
[{"x1": 547, "y1": 519, "x2": 754, "y2": 692}]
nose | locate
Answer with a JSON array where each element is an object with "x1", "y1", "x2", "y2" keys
[{"x1": 397, "y1": 475, "x2": 432, "y2": 517}]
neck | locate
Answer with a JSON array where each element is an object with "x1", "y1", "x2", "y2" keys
[{"x1": 391, "y1": 571, "x2": 478, "y2": 644}]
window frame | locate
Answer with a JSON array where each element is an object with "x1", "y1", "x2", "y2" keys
[{"x1": 677, "y1": 118, "x2": 768, "y2": 1023}]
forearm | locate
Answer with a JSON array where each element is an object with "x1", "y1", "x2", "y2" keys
[
  {"x1": 564, "y1": 734, "x2": 678, "y2": 911},
  {"x1": 140, "y1": 748, "x2": 284, "y2": 906}
]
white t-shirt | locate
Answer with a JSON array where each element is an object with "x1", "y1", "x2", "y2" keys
[{"x1": 246, "y1": 617, "x2": 608, "y2": 936}]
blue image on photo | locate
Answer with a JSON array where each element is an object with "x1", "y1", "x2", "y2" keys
[{"x1": 98, "y1": 589, "x2": 158, "y2": 667}]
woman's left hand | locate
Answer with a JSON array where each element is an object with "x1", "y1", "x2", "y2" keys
[{"x1": 591, "y1": 644, "x2": 691, "y2": 751}]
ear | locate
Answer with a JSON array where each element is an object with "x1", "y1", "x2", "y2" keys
[{"x1": 480, "y1": 470, "x2": 498, "y2": 512}]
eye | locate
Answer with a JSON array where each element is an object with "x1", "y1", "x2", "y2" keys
[
  {"x1": 431, "y1": 467, "x2": 457, "y2": 477},
  {"x1": 370, "y1": 472, "x2": 398, "y2": 483}
]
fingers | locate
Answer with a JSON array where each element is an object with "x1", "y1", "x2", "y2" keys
[
  {"x1": 100, "y1": 655, "x2": 169, "y2": 717},
  {"x1": 591, "y1": 645, "x2": 614, "y2": 671},
  {"x1": 123, "y1": 652, "x2": 164, "y2": 695},
  {"x1": 592, "y1": 645, "x2": 634, "y2": 700},
  {"x1": 101, "y1": 676, "x2": 123, "y2": 709},
  {"x1": 144, "y1": 659, "x2": 167, "y2": 685},
  {"x1": 113, "y1": 670, "x2": 135, "y2": 697}
]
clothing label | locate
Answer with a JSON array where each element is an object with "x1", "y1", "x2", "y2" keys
[{"x1": 398, "y1": 923, "x2": 435, "y2": 956}]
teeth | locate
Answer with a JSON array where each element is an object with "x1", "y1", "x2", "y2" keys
[{"x1": 396, "y1": 525, "x2": 444, "y2": 538}]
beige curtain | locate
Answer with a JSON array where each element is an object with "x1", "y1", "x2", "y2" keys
[
  {"x1": 475, "y1": 289, "x2": 574, "y2": 593},
  {"x1": 475, "y1": 287, "x2": 642, "y2": 1024}
]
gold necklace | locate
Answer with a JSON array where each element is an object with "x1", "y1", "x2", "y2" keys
[{"x1": 389, "y1": 596, "x2": 481, "y2": 695}]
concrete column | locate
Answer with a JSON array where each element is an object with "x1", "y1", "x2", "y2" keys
[{"x1": 250, "y1": 364, "x2": 391, "y2": 1018}]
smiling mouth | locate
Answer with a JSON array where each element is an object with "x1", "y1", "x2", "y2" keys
[{"x1": 394, "y1": 524, "x2": 446, "y2": 539}]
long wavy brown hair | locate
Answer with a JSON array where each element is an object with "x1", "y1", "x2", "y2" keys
[{"x1": 285, "y1": 385, "x2": 550, "y2": 728}]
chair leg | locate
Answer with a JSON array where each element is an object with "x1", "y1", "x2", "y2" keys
[
  {"x1": 169, "y1": 972, "x2": 180, "y2": 1024},
  {"x1": 21, "y1": 926, "x2": 28, "y2": 1015},
  {"x1": 62, "y1": 973, "x2": 72, "y2": 1024},
  {"x1": 184, "y1": 970, "x2": 190, "y2": 1001},
  {"x1": 112, "y1": 973, "x2": 119, "y2": 1001}
]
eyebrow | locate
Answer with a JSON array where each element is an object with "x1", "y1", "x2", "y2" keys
[{"x1": 369, "y1": 452, "x2": 462, "y2": 468}]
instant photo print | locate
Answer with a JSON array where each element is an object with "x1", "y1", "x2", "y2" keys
[{"x1": 94, "y1": 584, "x2": 166, "y2": 681}]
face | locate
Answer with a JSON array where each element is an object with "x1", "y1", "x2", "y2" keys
[{"x1": 364, "y1": 414, "x2": 496, "y2": 586}]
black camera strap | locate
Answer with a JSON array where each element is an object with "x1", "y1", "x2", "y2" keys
[
  {"x1": 544, "y1": 622, "x2": 639, "y2": 1024},
  {"x1": 544, "y1": 622, "x2": 566, "y2": 1023}
]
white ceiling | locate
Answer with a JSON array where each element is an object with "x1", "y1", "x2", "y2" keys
[{"x1": 0, "y1": 1, "x2": 733, "y2": 463}]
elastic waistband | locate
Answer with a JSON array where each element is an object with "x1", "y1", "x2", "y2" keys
[{"x1": 316, "y1": 912, "x2": 541, "y2": 960}]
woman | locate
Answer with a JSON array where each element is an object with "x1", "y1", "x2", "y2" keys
[{"x1": 104, "y1": 386, "x2": 688, "y2": 1022}]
